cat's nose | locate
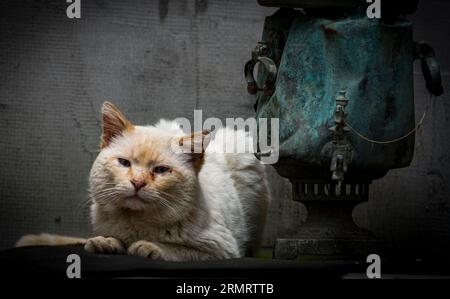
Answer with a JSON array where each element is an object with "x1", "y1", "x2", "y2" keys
[{"x1": 130, "y1": 179, "x2": 146, "y2": 191}]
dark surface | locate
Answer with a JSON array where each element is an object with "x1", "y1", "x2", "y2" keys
[
  {"x1": 1, "y1": 245, "x2": 450, "y2": 279},
  {"x1": 0, "y1": 245, "x2": 352, "y2": 279}
]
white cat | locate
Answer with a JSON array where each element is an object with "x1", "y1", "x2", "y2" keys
[{"x1": 17, "y1": 102, "x2": 270, "y2": 261}]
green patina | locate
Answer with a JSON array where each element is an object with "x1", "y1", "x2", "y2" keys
[{"x1": 252, "y1": 9, "x2": 416, "y2": 180}]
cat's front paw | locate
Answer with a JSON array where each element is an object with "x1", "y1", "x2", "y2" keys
[
  {"x1": 84, "y1": 236, "x2": 125, "y2": 254},
  {"x1": 127, "y1": 240, "x2": 163, "y2": 259}
]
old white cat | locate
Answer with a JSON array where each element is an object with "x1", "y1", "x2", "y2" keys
[{"x1": 16, "y1": 102, "x2": 269, "y2": 261}]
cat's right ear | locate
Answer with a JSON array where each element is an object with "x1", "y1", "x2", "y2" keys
[
  {"x1": 176, "y1": 130, "x2": 211, "y2": 170},
  {"x1": 100, "y1": 101, "x2": 134, "y2": 148}
]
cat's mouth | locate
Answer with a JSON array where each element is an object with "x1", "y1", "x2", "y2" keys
[
  {"x1": 120, "y1": 194, "x2": 151, "y2": 210},
  {"x1": 125, "y1": 195, "x2": 147, "y2": 202}
]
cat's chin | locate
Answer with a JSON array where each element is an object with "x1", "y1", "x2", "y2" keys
[{"x1": 119, "y1": 195, "x2": 149, "y2": 211}]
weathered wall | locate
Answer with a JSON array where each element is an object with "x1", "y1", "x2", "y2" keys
[{"x1": 0, "y1": 0, "x2": 449, "y2": 255}]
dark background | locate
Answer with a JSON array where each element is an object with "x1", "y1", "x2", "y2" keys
[{"x1": 0, "y1": 0, "x2": 449, "y2": 257}]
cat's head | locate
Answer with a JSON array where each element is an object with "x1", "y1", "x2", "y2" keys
[{"x1": 89, "y1": 101, "x2": 210, "y2": 221}]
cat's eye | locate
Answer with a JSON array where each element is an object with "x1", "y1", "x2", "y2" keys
[
  {"x1": 153, "y1": 165, "x2": 171, "y2": 174},
  {"x1": 118, "y1": 158, "x2": 131, "y2": 167}
]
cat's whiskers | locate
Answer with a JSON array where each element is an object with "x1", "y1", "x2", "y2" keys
[
  {"x1": 92, "y1": 184, "x2": 185, "y2": 220},
  {"x1": 93, "y1": 187, "x2": 123, "y2": 205},
  {"x1": 77, "y1": 197, "x2": 93, "y2": 210},
  {"x1": 155, "y1": 197, "x2": 180, "y2": 218},
  {"x1": 140, "y1": 189, "x2": 181, "y2": 217}
]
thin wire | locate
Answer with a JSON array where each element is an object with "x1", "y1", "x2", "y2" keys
[{"x1": 344, "y1": 96, "x2": 431, "y2": 145}]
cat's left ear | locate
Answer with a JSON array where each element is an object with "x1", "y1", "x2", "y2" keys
[
  {"x1": 100, "y1": 101, "x2": 134, "y2": 148},
  {"x1": 178, "y1": 130, "x2": 211, "y2": 168}
]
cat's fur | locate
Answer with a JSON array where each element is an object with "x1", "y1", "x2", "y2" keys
[{"x1": 16, "y1": 102, "x2": 269, "y2": 261}]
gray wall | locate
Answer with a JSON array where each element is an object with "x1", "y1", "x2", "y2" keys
[{"x1": 1, "y1": 0, "x2": 449, "y2": 255}]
